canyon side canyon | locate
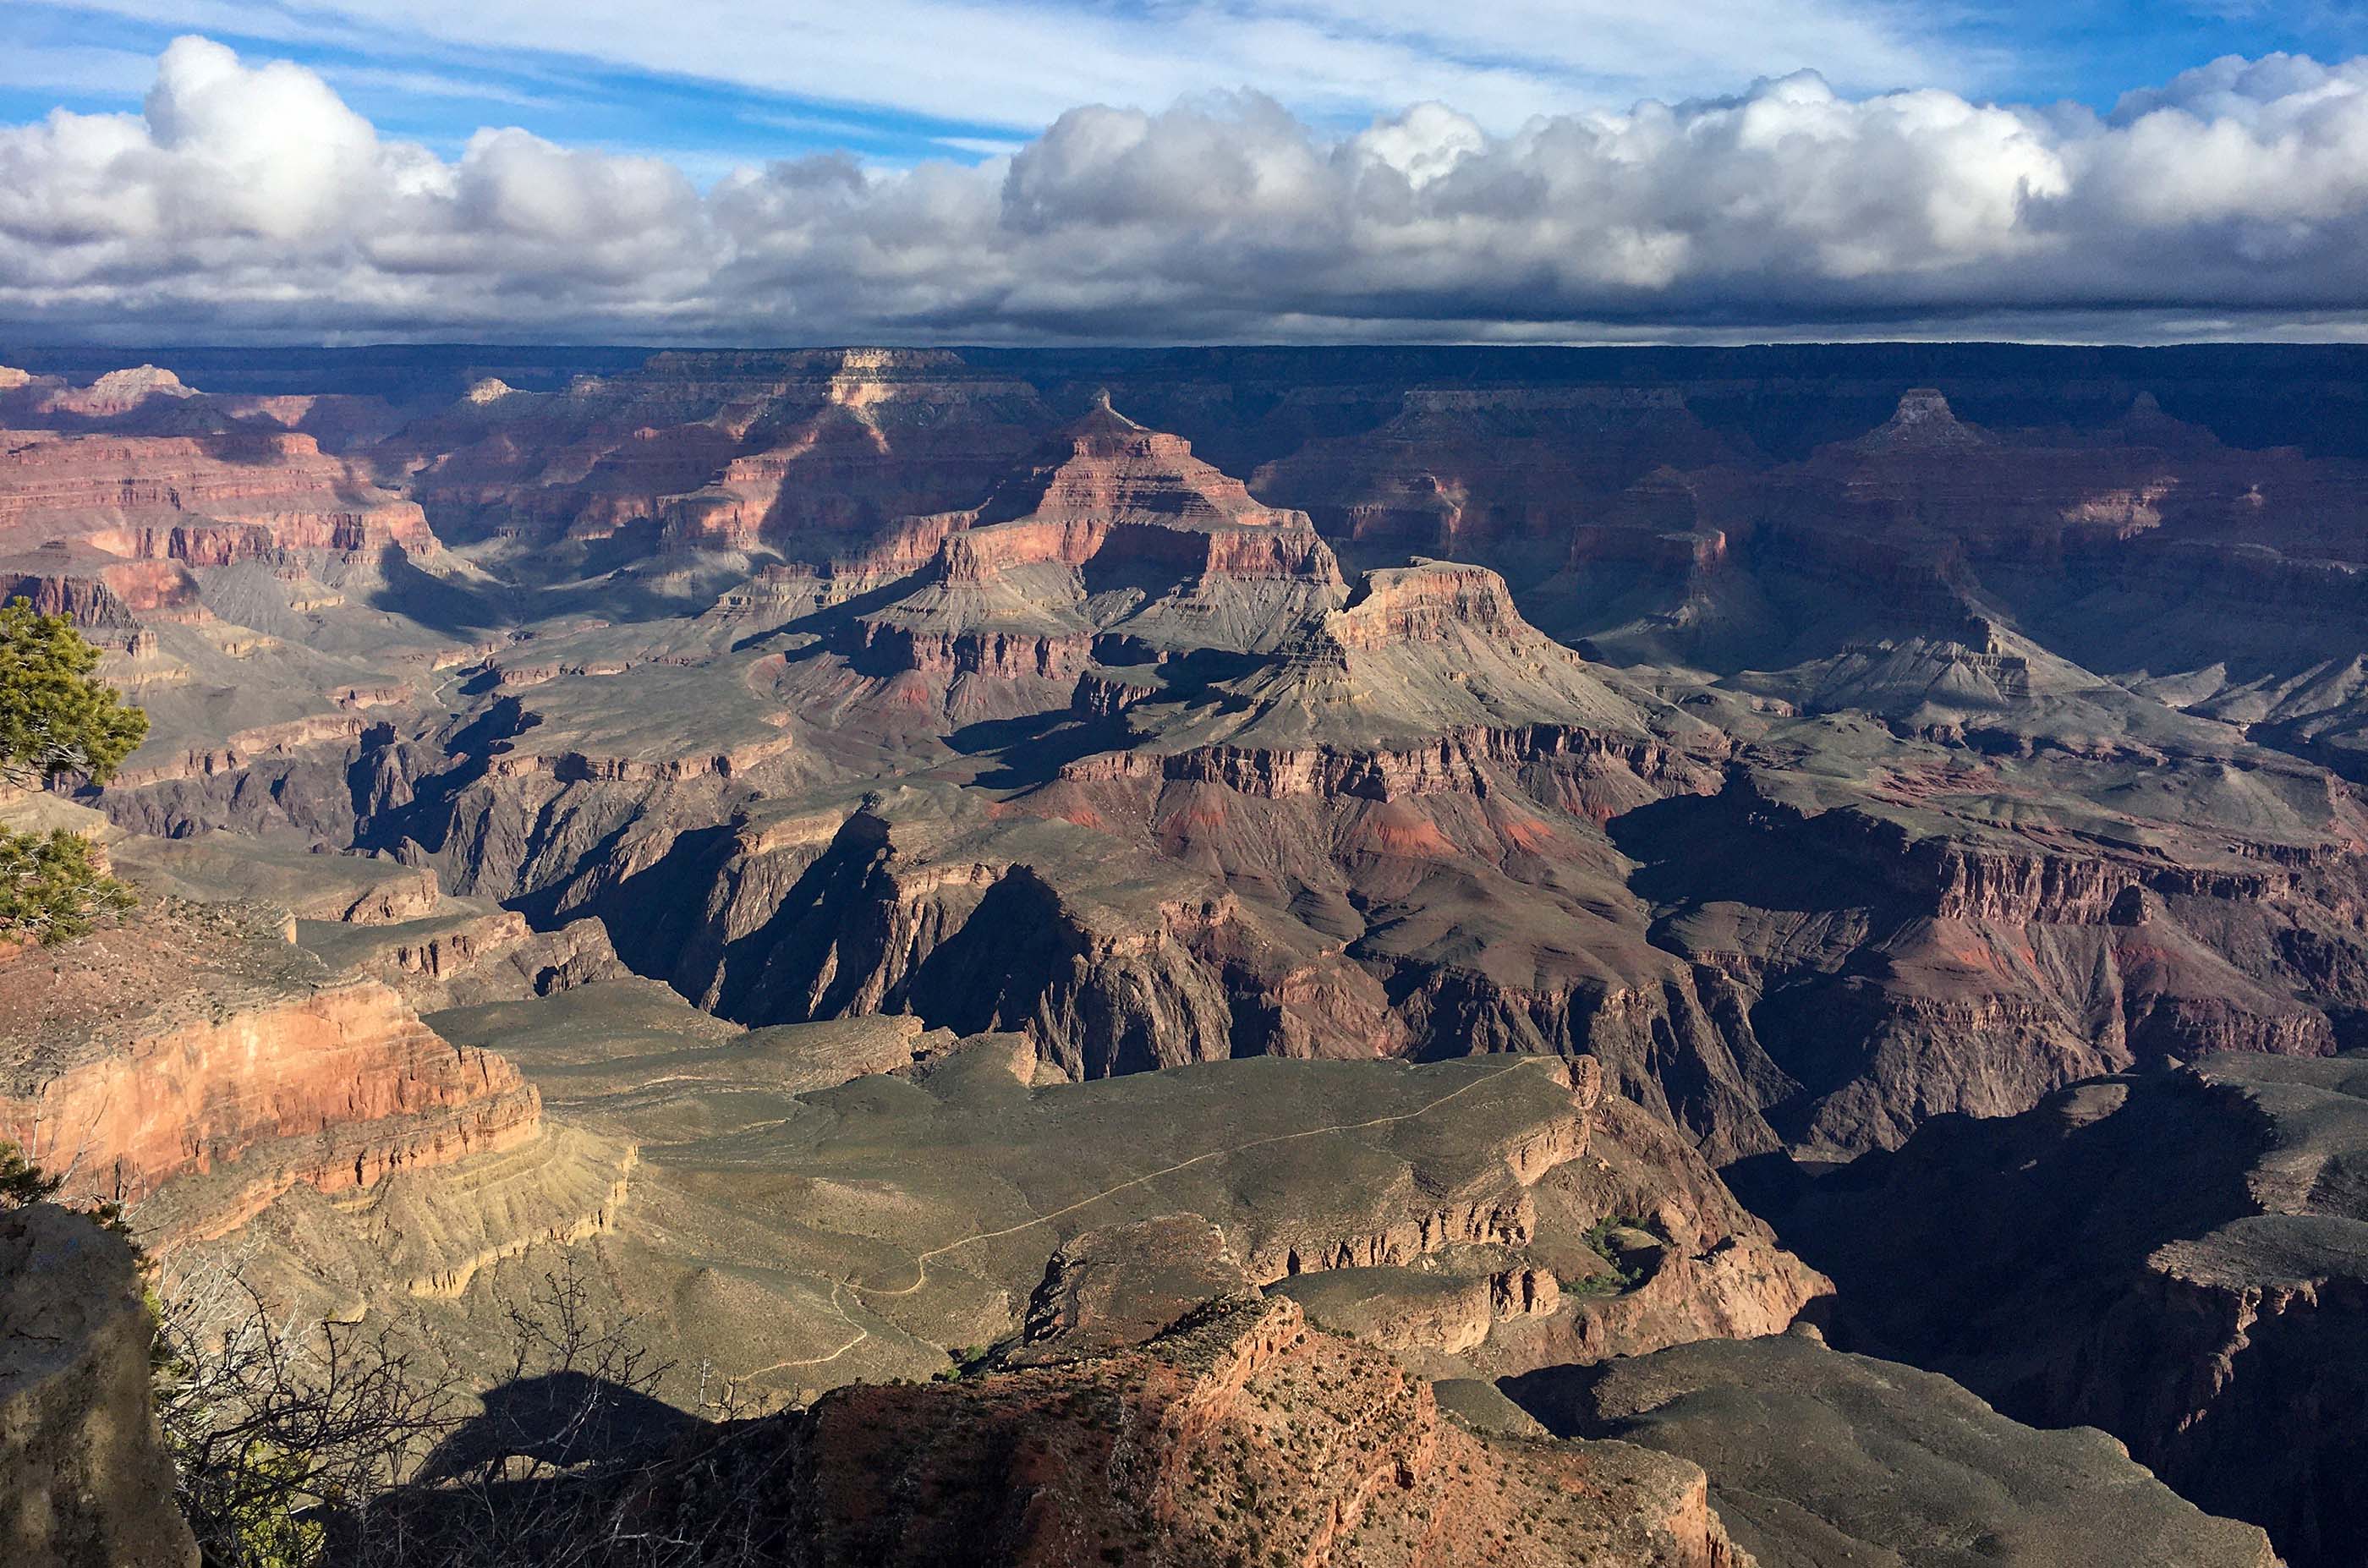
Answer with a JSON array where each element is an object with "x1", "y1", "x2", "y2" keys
[{"x1": 4, "y1": 341, "x2": 2365, "y2": 1566}]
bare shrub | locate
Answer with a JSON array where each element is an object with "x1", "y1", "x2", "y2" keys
[
  {"x1": 151, "y1": 1253, "x2": 802, "y2": 1567},
  {"x1": 151, "y1": 1250, "x2": 455, "y2": 1566}
]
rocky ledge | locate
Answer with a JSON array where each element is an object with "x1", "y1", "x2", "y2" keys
[{"x1": 1510, "y1": 1324, "x2": 2280, "y2": 1568}]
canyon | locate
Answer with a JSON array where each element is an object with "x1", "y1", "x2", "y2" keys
[{"x1": 4, "y1": 340, "x2": 2366, "y2": 1564}]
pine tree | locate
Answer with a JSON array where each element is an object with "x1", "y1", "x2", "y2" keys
[
  {"x1": 0, "y1": 595, "x2": 150, "y2": 788},
  {"x1": 0, "y1": 825, "x2": 134, "y2": 942},
  {"x1": 0, "y1": 597, "x2": 145, "y2": 942}
]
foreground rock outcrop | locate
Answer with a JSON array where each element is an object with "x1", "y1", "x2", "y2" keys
[
  {"x1": 614, "y1": 1235, "x2": 1749, "y2": 1568},
  {"x1": 0, "y1": 1203, "x2": 198, "y2": 1568}
]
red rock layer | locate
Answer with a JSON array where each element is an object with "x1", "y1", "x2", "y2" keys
[
  {"x1": 0, "y1": 977, "x2": 539, "y2": 1241},
  {"x1": 1061, "y1": 724, "x2": 1718, "y2": 804}
]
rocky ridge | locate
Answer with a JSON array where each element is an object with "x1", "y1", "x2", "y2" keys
[{"x1": 622, "y1": 1268, "x2": 1750, "y2": 1568}]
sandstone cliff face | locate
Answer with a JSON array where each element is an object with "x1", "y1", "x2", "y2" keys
[
  {"x1": 0, "y1": 430, "x2": 430, "y2": 559},
  {"x1": 0, "y1": 902, "x2": 540, "y2": 1252},
  {"x1": 0, "y1": 546, "x2": 205, "y2": 628},
  {"x1": 0, "y1": 1203, "x2": 198, "y2": 1568},
  {"x1": 6, "y1": 976, "x2": 540, "y2": 1247},
  {"x1": 1060, "y1": 721, "x2": 1715, "y2": 806}
]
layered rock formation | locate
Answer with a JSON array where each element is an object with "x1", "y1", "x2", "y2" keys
[
  {"x1": 21, "y1": 341, "x2": 2368, "y2": 1563},
  {"x1": 806, "y1": 393, "x2": 1346, "y2": 721},
  {"x1": 0, "y1": 364, "x2": 399, "y2": 450},
  {"x1": 47, "y1": 346, "x2": 2368, "y2": 1175},
  {"x1": 1253, "y1": 383, "x2": 1736, "y2": 556},
  {"x1": 0, "y1": 429, "x2": 430, "y2": 561},
  {"x1": 315, "y1": 1009, "x2": 1817, "y2": 1404},
  {"x1": 0, "y1": 895, "x2": 539, "y2": 1250},
  {"x1": 388, "y1": 347, "x2": 1054, "y2": 556}
]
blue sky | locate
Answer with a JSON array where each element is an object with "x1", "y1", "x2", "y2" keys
[{"x1": 5, "y1": 1, "x2": 2362, "y2": 182}]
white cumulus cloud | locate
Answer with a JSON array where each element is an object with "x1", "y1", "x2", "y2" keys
[{"x1": 8, "y1": 38, "x2": 2368, "y2": 343}]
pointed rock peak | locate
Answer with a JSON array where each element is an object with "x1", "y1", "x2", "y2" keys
[
  {"x1": 464, "y1": 376, "x2": 518, "y2": 404},
  {"x1": 1858, "y1": 387, "x2": 1987, "y2": 453},
  {"x1": 0, "y1": 366, "x2": 35, "y2": 391},
  {"x1": 1072, "y1": 386, "x2": 1144, "y2": 431},
  {"x1": 1050, "y1": 387, "x2": 1166, "y2": 458},
  {"x1": 2119, "y1": 387, "x2": 2217, "y2": 451}
]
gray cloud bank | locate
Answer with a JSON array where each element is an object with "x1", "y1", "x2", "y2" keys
[{"x1": 7, "y1": 39, "x2": 2368, "y2": 344}]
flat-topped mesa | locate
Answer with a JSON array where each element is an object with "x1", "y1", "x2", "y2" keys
[
  {"x1": 1190, "y1": 558, "x2": 1663, "y2": 742},
  {"x1": 1331, "y1": 560, "x2": 1527, "y2": 650},
  {"x1": 41, "y1": 365, "x2": 196, "y2": 418},
  {"x1": 935, "y1": 516, "x2": 1100, "y2": 581},
  {"x1": 935, "y1": 509, "x2": 1335, "y2": 588},
  {"x1": 1039, "y1": 553, "x2": 1724, "y2": 816},
  {"x1": 0, "y1": 365, "x2": 198, "y2": 425},
  {"x1": 1855, "y1": 387, "x2": 1991, "y2": 455},
  {"x1": 622, "y1": 345, "x2": 978, "y2": 405}
]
